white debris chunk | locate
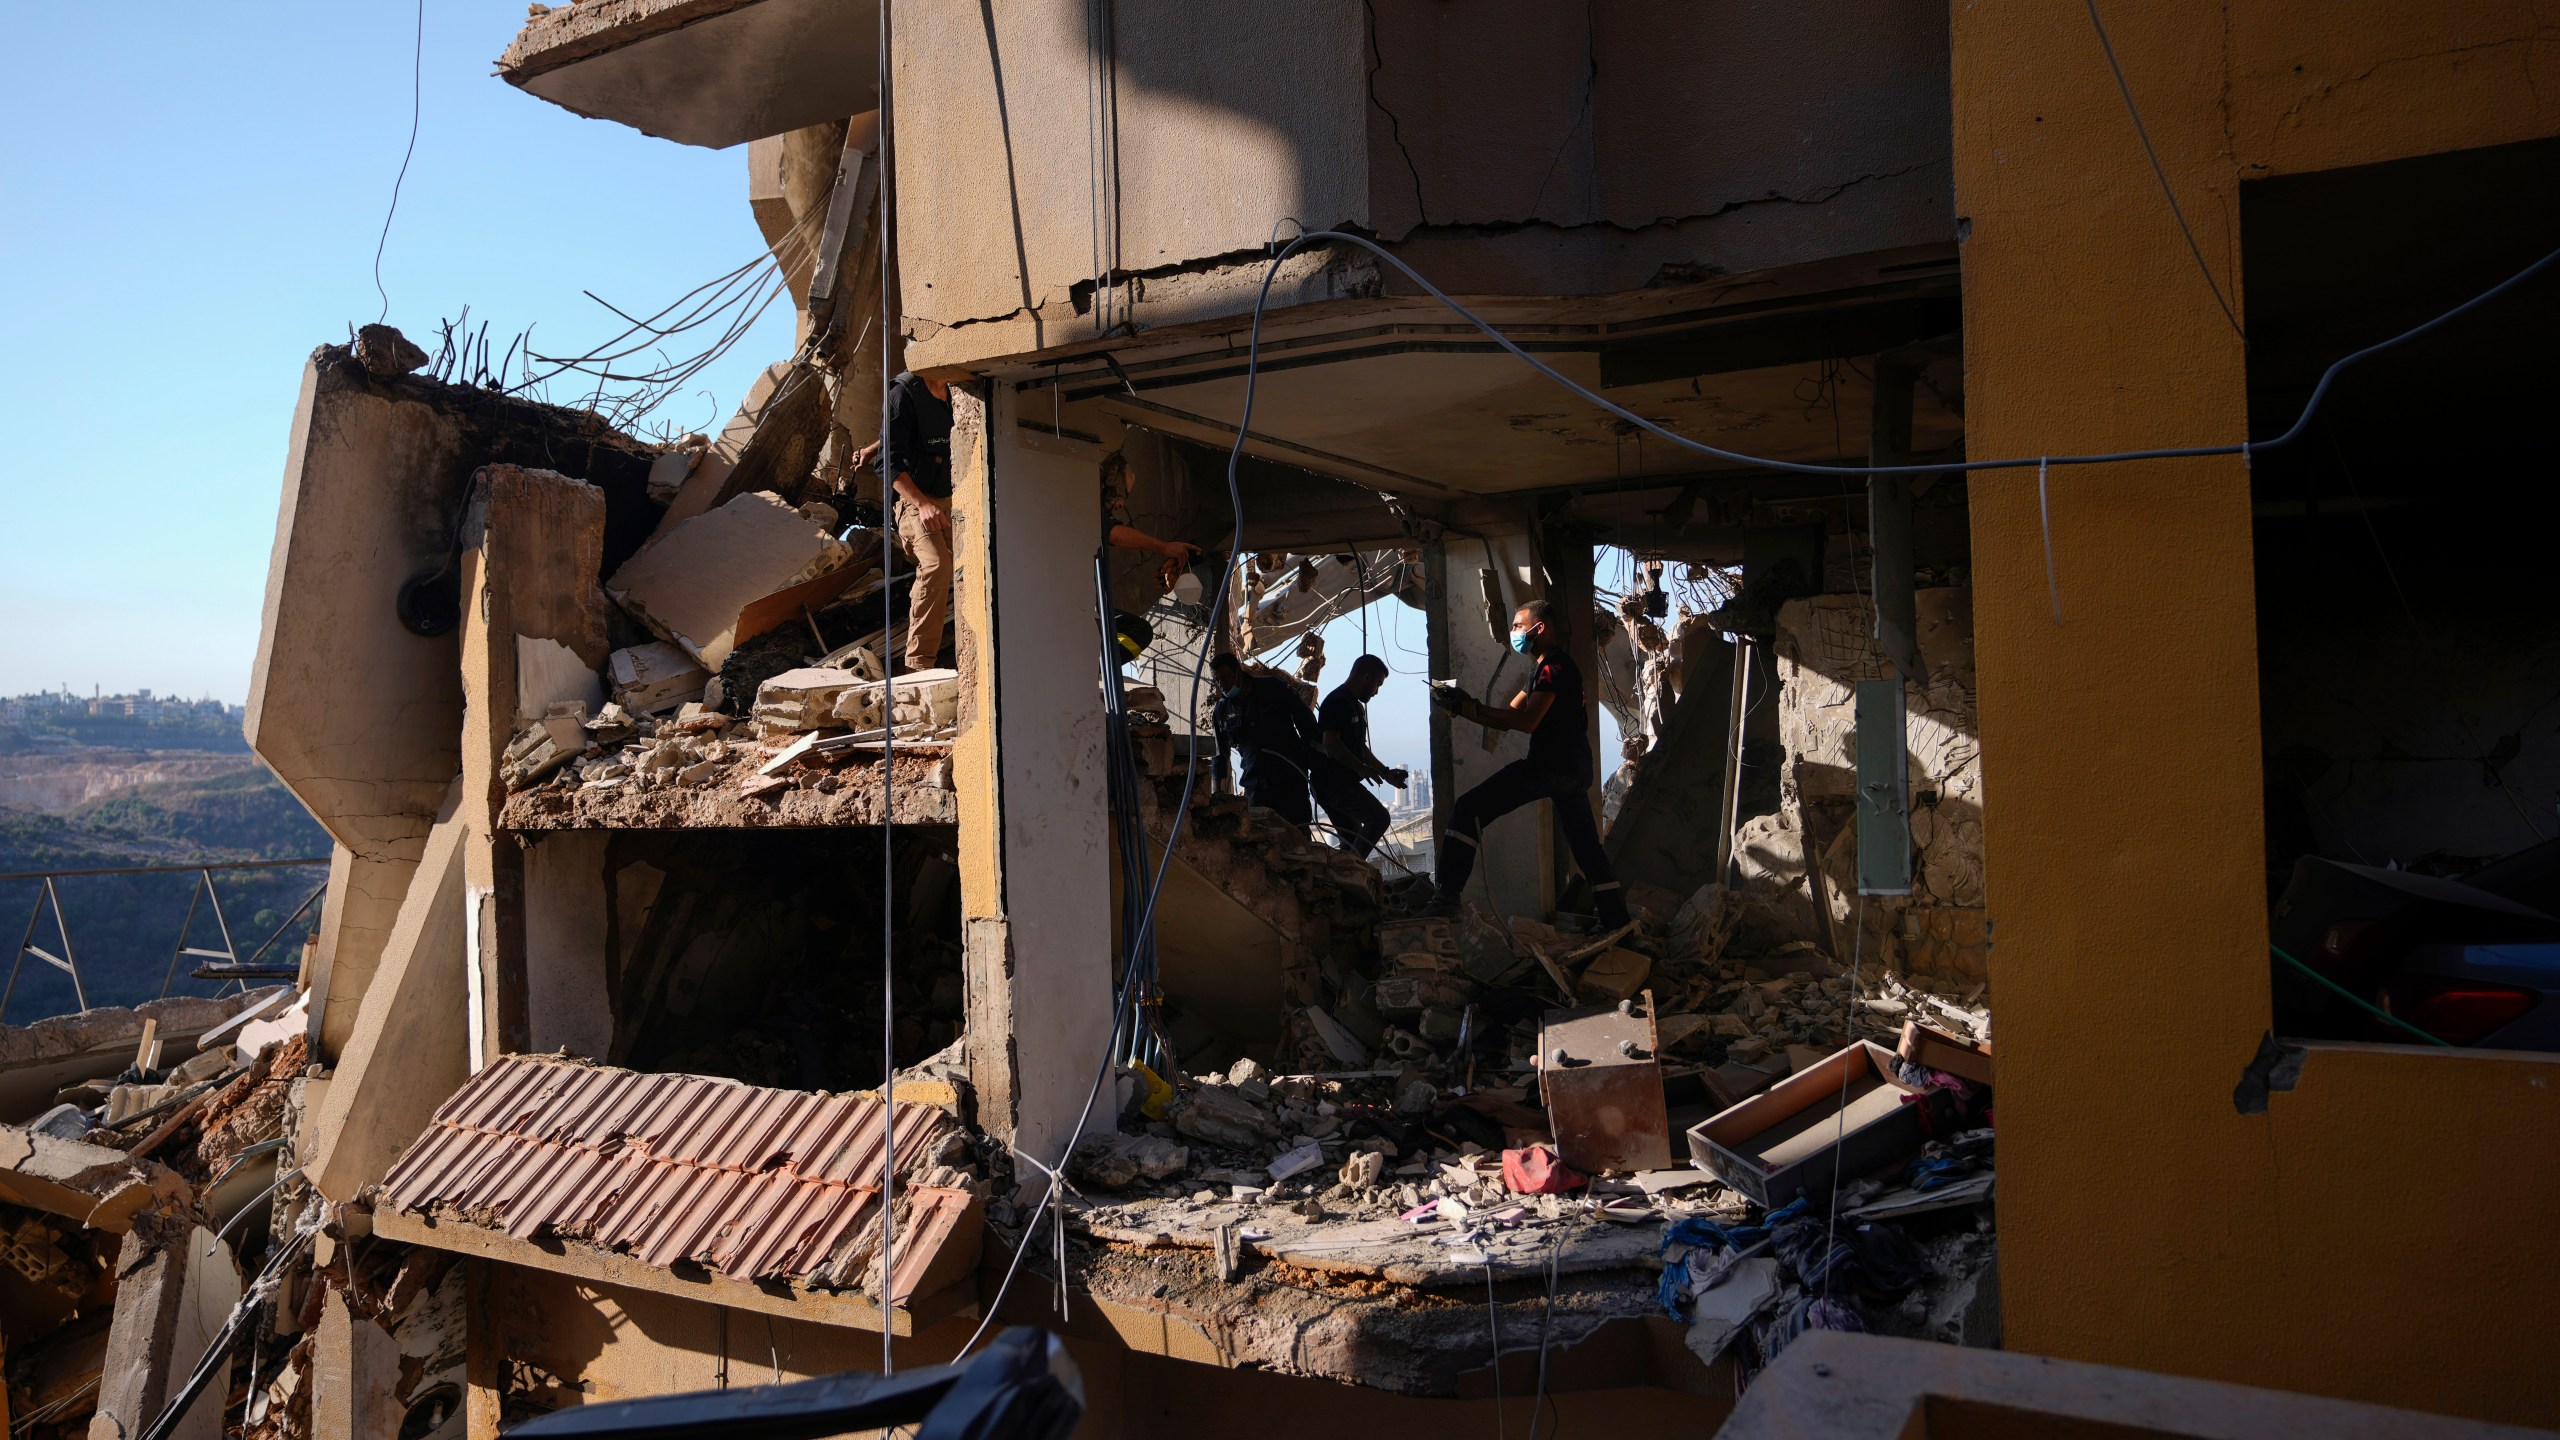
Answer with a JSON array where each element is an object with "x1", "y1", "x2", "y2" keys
[{"x1": 606, "y1": 491, "x2": 851, "y2": 669}]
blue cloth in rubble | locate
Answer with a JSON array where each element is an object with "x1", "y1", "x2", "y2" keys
[
  {"x1": 1756, "y1": 1294, "x2": 1867, "y2": 1364},
  {"x1": 1907, "y1": 1154, "x2": 1976, "y2": 1192},
  {"x1": 1768, "y1": 1210, "x2": 1925, "y2": 1296},
  {"x1": 1656, "y1": 1199, "x2": 1808, "y2": 1318}
]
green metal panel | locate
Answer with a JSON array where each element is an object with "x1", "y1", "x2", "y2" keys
[{"x1": 1855, "y1": 679, "x2": 1913, "y2": 896}]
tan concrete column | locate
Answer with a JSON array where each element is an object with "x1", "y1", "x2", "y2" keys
[
  {"x1": 87, "y1": 1227, "x2": 241, "y2": 1440},
  {"x1": 954, "y1": 383, "x2": 1117, "y2": 1163}
]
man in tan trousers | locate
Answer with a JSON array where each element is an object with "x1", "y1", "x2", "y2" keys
[{"x1": 880, "y1": 369, "x2": 953, "y2": 672}]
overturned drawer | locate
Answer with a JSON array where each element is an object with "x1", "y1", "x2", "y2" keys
[{"x1": 1686, "y1": 1040, "x2": 1936, "y2": 1208}]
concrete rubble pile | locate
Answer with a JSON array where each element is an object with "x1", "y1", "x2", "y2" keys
[
  {"x1": 0, "y1": 987, "x2": 345, "y2": 1440},
  {"x1": 489, "y1": 469, "x2": 971, "y2": 822},
  {"x1": 426, "y1": 353, "x2": 970, "y2": 819},
  {"x1": 1034, "y1": 857, "x2": 2000, "y2": 1382}
]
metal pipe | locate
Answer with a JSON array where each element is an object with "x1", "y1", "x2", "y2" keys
[{"x1": 0, "y1": 857, "x2": 328, "y2": 883}]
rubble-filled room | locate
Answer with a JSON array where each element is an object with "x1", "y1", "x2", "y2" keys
[
  {"x1": 1052, "y1": 459, "x2": 2001, "y2": 1380},
  {"x1": 2246, "y1": 133, "x2": 2560, "y2": 1054},
  {"x1": 519, "y1": 826, "x2": 965, "y2": 1090}
]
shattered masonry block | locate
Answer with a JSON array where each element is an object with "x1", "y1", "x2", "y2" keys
[
  {"x1": 753, "y1": 667, "x2": 960, "y2": 734},
  {"x1": 753, "y1": 666, "x2": 866, "y2": 730},
  {"x1": 1576, "y1": 946, "x2": 1653, "y2": 1004},
  {"x1": 1371, "y1": 972, "x2": 1478, "y2": 1018},
  {"x1": 609, "y1": 642, "x2": 709, "y2": 715},
  {"x1": 605, "y1": 490, "x2": 852, "y2": 669},
  {"x1": 1377, "y1": 917, "x2": 1458, "y2": 961}
]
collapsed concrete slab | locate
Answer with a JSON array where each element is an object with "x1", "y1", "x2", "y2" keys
[
  {"x1": 606, "y1": 492, "x2": 853, "y2": 670},
  {"x1": 499, "y1": 0, "x2": 882, "y2": 150},
  {"x1": 0, "y1": 992, "x2": 279, "y2": 1126},
  {"x1": 0, "y1": 1126, "x2": 192, "y2": 1234}
]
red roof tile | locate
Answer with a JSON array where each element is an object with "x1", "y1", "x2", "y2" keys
[{"x1": 380, "y1": 1055, "x2": 973, "y2": 1301}]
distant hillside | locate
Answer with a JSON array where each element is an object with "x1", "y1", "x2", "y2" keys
[
  {"x1": 74, "y1": 765, "x2": 330, "y2": 858},
  {"x1": 0, "y1": 765, "x2": 328, "y2": 1022},
  {"x1": 1, "y1": 711, "x2": 250, "y2": 755}
]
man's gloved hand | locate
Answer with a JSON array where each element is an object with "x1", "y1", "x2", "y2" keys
[
  {"x1": 1427, "y1": 681, "x2": 1466, "y2": 711},
  {"x1": 1386, "y1": 768, "x2": 1410, "y2": 788}
]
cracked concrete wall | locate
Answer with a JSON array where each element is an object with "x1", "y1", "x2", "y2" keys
[
  {"x1": 1366, "y1": 0, "x2": 1953, "y2": 294},
  {"x1": 1954, "y1": 0, "x2": 2560, "y2": 1425},
  {"x1": 897, "y1": 0, "x2": 1953, "y2": 371}
]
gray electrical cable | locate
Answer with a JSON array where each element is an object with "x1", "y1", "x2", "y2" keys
[
  {"x1": 1246, "y1": 229, "x2": 2558, "y2": 479},
  {"x1": 2082, "y1": 0, "x2": 2246, "y2": 341},
  {"x1": 137, "y1": 1227, "x2": 314, "y2": 1440},
  {"x1": 876, "y1": 0, "x2": 900, "y2": 1378},
  {"x1": 371, "y1": 0, "x2": 424, "y2": 325},
  {"x1": 946, "y1": 219, "x2": 2560, "y2": 1365}
]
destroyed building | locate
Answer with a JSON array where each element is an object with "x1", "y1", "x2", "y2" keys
[{"x1": 3, "y1": 2, "x2": 2555, "y2": 1438}]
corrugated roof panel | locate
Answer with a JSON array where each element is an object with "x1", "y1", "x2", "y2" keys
[
  {"x1": 815, "y1": 1104, "x2": 888, "y2": 1186},
  {"x1": 792, "y1": 1093, "x2": 866, "y2": 1175},
  {"x1": 380, "y1": 1056, "x2": 965, "y2": 1300},
  {"x1": 651, "y1": 1080, "x2": 733, "y2": 1162}
]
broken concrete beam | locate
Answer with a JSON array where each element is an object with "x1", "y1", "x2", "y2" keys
[
  {"x1": 1170, "y1": 1085, "x2": 1280, "y2": 1150},
  {"x1": 605, "y1": 491, "x2": 851, "y2": 669},
  {"x1": 0, "y1": 1126, "x2": 192, "y2": 1232},
  {"x1": 310, "y1": 1282, "x2": 406, "y2": 1440},
  {"x1": 607, "y1": 641, "x2": 709, "y2": 716},
  {"x1": 1071, "y1": 1133, "x2": 1188, "y2": 1190},
  {"x1": 87, "y1": 1225, "x2": 242, "y2": 1440}
]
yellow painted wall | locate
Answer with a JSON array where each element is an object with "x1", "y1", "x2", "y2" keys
[{"x1": 1952, "y1": 0, "x2": 2560, "y2": 1426}]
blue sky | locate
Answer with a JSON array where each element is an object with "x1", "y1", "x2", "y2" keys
[{"x1": 0, "y1": 3, "x2": 789, "y2": 703}]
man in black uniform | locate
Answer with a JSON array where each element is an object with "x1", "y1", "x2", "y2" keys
[
  {"x1": 1314, "y1": 654, "x2": 1406, "y2": 857},
  {"x1": 1209, "y1": 652, "x2": 1323, "y2": 828},
  {"x1": 1429, "y1": 600, "x2": 1629, "y2": 927},
  {"x1": 880, "y1": 370, "x2": 954, "y2": 672}
]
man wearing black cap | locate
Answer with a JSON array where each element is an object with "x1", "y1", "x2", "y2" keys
[
  {"x1": 1208, "y1": 652, "x2": 1323, "y2": 829},
  {"x1": 1429, "y1": 600, "x2": 1629, "y2": 927}
]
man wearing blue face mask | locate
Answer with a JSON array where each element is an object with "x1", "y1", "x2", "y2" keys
[
  {"x1": 1426, "y1": 600, "x2": 1629, "y2": 927},
  {"x1": 1208, "y1": 651, "x2": 1323, "y2": 828}
]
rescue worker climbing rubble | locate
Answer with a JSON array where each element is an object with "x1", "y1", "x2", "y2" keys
[
  {"x1": 1208, "y1": 651, "x2": 1324, "y2": 828},
  {"x1": 1427, "y1": 600, "x2": 1631, "y2": 928},
  {"x1": 1314, "y1": 653, "x2": 1405, "y2": 858}
]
